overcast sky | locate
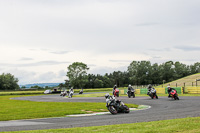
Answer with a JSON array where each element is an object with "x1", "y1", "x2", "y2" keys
[{"x1": 0, "y1": 0, "x2": 200, "y2": 85}]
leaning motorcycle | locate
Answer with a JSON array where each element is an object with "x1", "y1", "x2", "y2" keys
[
  {"x1": 106, "y1": 96, "x2": 129, "y2": 114},
  {"x1": 114, "y1": 88, "x2": 119, "y2": 97},
  {"x1": 79, "y1": 90, "x2": 83, "y2": 94},
  {"x1": 127, "y1": 89, "x2": 135, "y2": 98},
  {"x1": 170, "y1": 90, "x2": 179, "y2": 100},
  {"x1": 60, "y1": 91, "x2": 68, "y2": 97},
  {"x1": 148, "y1": 88, "x2": 158, "y2": 99}
]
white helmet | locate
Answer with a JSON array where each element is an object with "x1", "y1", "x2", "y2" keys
[
  {"x1": 105, "y1": 93, "x2": 110, "y2": 99},
  {"x1": 148, "y1": 84, "x2": 152, "y2": 89},
  {"x1": 128, "y1": 84, "x2": 131, "y2": 87}
]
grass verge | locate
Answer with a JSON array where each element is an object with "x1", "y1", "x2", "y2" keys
[
  {"x1": 2, "y1": 117, "x2": 200, "y2": 133},
  {"x1": 0, "y1": 95, "x2": 137, "y2": 121}
]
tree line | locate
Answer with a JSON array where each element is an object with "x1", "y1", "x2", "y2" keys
[
  {"x1": 0, "y1": 61, "x2": 200, "y2": 90},
  {"x1": 66, "y1": 61, "x2": 200, "y2": 89}
]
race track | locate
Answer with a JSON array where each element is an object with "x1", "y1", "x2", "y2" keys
[{"x1": 0, "y1": 94, "x2": 200, "y2": 132}]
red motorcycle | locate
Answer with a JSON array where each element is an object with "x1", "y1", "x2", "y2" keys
[
  {"x1": 114, "y1": 88, "x2": 119, "y2": 97},
  {"x1": 170, "y1": 90, "x2": 179, "y2": 100}
]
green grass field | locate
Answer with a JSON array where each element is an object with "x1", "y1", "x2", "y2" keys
[
  {"x1": 0, "y1": 95, "x2": 137, "y2": 121},
  {"x1": 2, "y1": 117, "x2": 200, "y2": 133},
  {"x1": 0, "y1": 89, "x2": 200, "y2": 132},
  {"x1": 0, "y1": 91, "x2": 44, "y2": 96}
]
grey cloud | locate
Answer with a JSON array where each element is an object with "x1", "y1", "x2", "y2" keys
[
  {"x1": 39, "y1": 48, "x2": 70, "y2": 55},
  {"x1": 20, "y1": 57, "x2": 34, "y2": 61},
  {"x1": 174, "y1": 45, "x2": 200, "y2": 51}
]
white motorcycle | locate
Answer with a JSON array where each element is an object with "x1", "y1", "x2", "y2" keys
[{"x1": 60, "y1": 90, "x2": 69, "y2": 97}]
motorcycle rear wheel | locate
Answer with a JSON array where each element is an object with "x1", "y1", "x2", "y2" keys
[{"x1": 123, "y1": 105, "x2": 130, "y2": 113}]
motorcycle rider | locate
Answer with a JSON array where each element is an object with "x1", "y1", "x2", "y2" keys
[
  {"x1": 105, "y1": 93, "x2": 115, "y2": 107},
  {"x1": 68, "y1": 87, "x2": 74, "y2": 98},
  {"x1": 69, "y1": 87, "x2": 74, "y2": 93},
  {"x1": 147, "y1": 84, "x2": 153, "y2": 95},
  {"x1": 113, "y1": 85, "x2": 117, "y2": 95},
  {"x1": 167, "y1": 86, "x2": 176, "y2": 98},
  {"x1": 105, "y1": 93, "x2": 121, "y2": 109},
  {"x1": 128, "y1": 84, "x2": 134, "y2": 92}
]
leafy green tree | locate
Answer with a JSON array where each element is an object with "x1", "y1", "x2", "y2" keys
[
  {"x1": 160, "y1": 61, "x2": 175, "y2": 82},
  {"x1": 103, "y1": 75, "x2": 112, "y2": 88},
  {"x1": 30, "y1": 85, "x2": 43, "y2": 89},
  {"x1": 66, "y1": 62, "x2": 89, "y2": 88},
  {"x1": 174, "y1": 61, "x2": 190, "y2": 79},
  {"x1": 128, "y1": 61, "x2": 152, "y2": 85},
  {"x1": 94, "y1": 79, "x2": 104, "y2": 88},
  {"x1": 21, "y1": 86, "x2": 26, "y2": 88},
  {"x1": 0, "y1": 73, "x2": 19, "y2": 90},
  {"x1": 58, "y1": 83, "x2": 65, "y2": 90},
  {"x1": 151, "y1": 63, "x2": 162, "y2": 84},
  {"x1": 190, "y1": 62, "x2": 200, "y2": 74}
]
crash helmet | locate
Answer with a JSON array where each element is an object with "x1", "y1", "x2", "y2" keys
[
  {"x1": 128, "y1": 84, "x2": 131, "y2": 87},
  {"x1": 105, "y1": 93, "x2": 110, "y2": 99},
  {"x1": 167, "y1": 86, "x2": 170, "y2": 89},
  {"x1": 114, "y1": 85, "x2": 117, "y2": 88},
  {"x1": 147, "y1": 84, "x2": 152, "y2": 89}
]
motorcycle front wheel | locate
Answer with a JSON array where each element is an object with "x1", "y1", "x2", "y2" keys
[
  {"x1": 133, "y1": 93, "x2": 135, "y2": 98},
  {"x1": 108, "y1": 106, "x2": 117, "y2": 115},
  {"x1": 116, "y1": 93, "x2": 119, "y2": 97},
  {"x1": 156, "y1": 95, "x2": 158, "y2": 99}
]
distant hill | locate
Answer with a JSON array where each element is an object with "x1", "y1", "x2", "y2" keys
[
  {"x1": 163, "y1": 73, "x2": 200, "y2": 87},
  {"x1": 20, "y1": 83, "x2": 63, "y2": 88}
]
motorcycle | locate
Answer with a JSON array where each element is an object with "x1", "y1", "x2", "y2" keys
[
  {"x1": 60, "y1": 90, "x2": 69, "y2": 97},
  {"x1": 106, "y1": 96, "x2": 129, "y2": 114},
  {"x1": 148, "y1": 88, "x2": 158, "y2": 99},
  {"x1": 127, "y1": 89, "x2": 135, "y2": 98},
  {"x1": 68, "y1": 90, "x2": 74, "y2": 98},
  {"x1": 114, "y1": 88, "x2": 119, "y2": 97},
  {"x1": 169, "y1": 90, "x2": 179, "y2": 100},
  {"x1": 79, "y1": 89, "x2": 83, "y2": 94}
]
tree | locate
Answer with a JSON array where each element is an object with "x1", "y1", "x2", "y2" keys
[
  {"x1": 190, "y1": 62, "x2": 200, "y2": 74},
  {"x1": 127, "y1": 61, "x2": 152, "y2": 85},
  {"x1": 58, "y1": 83, "x2": 65, "y2": 91},
  {"x1": 66, "y1": 62, "x2": 89, "y2": 88},
  {"x1": 0, "y1": 73, "x2": 19, "y2": 90}
]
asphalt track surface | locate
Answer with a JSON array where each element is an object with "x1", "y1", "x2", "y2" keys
[{"x1": 0, "y1": 94, "x2": 200, "y2": 132}]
